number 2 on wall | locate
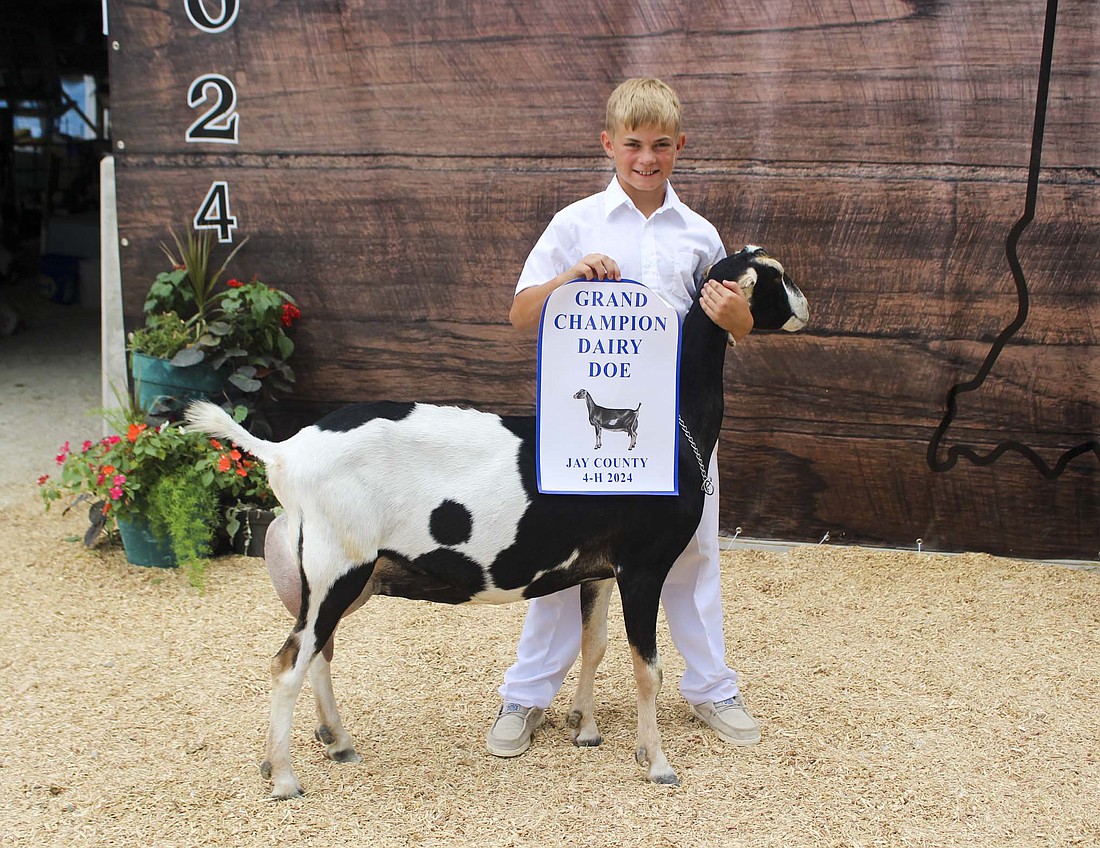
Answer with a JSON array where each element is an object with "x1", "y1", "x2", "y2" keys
[
  {"x1": 186, "y1": 74, "x2": 239, "y2": 144},
  {"x1": 194, "y1": 181, "x2": 238, "y2": 243}
]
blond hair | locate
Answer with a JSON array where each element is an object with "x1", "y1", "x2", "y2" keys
[{"x1": 605, "y1": 78, "x2": 682, "y2": 136}]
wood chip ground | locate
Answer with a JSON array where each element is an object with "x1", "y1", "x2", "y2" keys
[{"x1": 2, "y1": 483, "x2": 1098, "y2": 847}]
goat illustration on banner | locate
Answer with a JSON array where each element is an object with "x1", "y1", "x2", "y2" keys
[{"x1": 536, "y1": 280, "x2": 680, "y2": 495}]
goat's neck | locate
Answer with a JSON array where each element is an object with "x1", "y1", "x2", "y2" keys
[{"x1": 677, "y1": 306, "x2": 728, "y2": 462}]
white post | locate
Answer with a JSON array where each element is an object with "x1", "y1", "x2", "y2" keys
[{"x1": 100, "y1": 154, "x2": 128, "y2": 432}]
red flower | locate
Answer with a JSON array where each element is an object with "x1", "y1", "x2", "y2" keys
[
  {"x1": 281, "y1": 303, "x2": 301, "y2": 327},
  {"x1": 226, "y1": 278, "x2": 243, "y2": 288},
  {"x1": 38, "y1": 474, "x2": 49, "y2": 486}
]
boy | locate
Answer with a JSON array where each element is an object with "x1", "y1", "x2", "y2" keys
[{"x1": 489, "y1": 78, "x2": 759, "y2": 757}]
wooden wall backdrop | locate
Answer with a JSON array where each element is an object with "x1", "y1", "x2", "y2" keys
[{"x1": 106, "y1": 0, "x2": 1098, "y2": 560}]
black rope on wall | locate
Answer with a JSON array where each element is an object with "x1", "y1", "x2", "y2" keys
[{"x1": 927, "y1": 0, "x2": 1100, "y2": 480}]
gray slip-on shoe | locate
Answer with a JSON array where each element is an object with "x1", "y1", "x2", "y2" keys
[
  {"x1": 486, "y1": 702, "x2": 545, "y2": 757},
  {"x1": 690, "y1": 694, "x2": 761, "y2": 746}
]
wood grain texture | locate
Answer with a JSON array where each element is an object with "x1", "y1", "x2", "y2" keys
[
  {"x1": 108, "y1": 0, "x2": 1099, "y2": 167},
  {"x1": 106, "y1": 0, "x2": 1099, "y2": 559}
]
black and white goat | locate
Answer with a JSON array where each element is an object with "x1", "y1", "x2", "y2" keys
[
  {"x1": 185, "y1": 246, "x2": 808, "y2": 798},
  {"x1": 573, "y1": 389, "x2": 640, "y2": 450}
]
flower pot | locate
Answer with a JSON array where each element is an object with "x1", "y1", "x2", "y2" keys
[
  {"x1": 117, "y1": 515, "x2": 177, "y2": 568},
  {"x1": 130, "y1": 352, "x2": 224, "y2": 415},
  {"x1": 231, "y1": 508, "x2": 277, "y2": 558}
]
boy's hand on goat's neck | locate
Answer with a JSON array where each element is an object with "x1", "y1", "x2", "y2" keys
[
  {"x1": 700, "y1": 278, "x2": 754, "y2": 340},
  {"x1": 508, "y1": 253, "x2": 623, "y2": 332}
]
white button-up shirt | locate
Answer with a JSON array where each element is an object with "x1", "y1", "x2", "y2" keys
[{"x1": 516, "y1": 177, "x2": 726, "y2": 318}]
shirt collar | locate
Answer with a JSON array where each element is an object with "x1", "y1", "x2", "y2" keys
[{"x1": 602, "y1": 176, "x2": 686, "y2": 223}]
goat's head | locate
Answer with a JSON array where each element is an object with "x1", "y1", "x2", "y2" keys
[{"x1": 704, "y1": 245, "x2": 809, "y2": 332}]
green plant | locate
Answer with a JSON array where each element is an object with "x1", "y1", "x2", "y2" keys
[
  {"x1": 128, "y1": 227, "x2": 300, "y2": 428},
  {"x1": 40, "y1": 413, "x2": 204, "y2": 524},
  {"x1": 127, "y1": 312, "x2": 192, "y2": 360},
  {"x1": 145, "y1": 464, "x2": 219, "y2": 588},
  {"x1": 149, "y1": 228, "x2": 247, "y2": 321},
  {"x1": 39, "y1": 404, "x2": 276, "y2": 584}
]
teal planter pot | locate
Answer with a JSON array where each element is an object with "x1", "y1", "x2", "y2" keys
[
  {"x1": 117, "y1": 515, "x2": 177, "y2": 569},
  {"x1": 130, "y1": 352, "x2": 223, "y2": 414}
]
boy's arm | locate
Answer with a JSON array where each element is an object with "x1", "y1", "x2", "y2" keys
[{"x1": 509, "y1": 254, "x2": 622, "y2": 331}]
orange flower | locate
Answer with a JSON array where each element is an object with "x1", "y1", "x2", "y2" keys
[
  {"x1": 229, "y1": 449, "x2": 242, "y2": 461},
  {"x1": 217, "y1": 454, "x2": 232, "y2": 472},
  {"x1": 210, "y1": 438, "x2": 223, "y2": 450},
  {"x1": 127, "y1": 423, "x2": 148, "y2": 443}
]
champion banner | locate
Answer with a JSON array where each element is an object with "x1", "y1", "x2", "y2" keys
[{"x1": 536, "y1": 280, "x2": 681, "y2": 495}]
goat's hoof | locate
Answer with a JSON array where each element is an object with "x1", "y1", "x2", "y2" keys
[
  {"x1": 572, "y1": 732, "x2": 602, "y2": 748},
  {"x1": 650, "y1": 769, "x2": 681, "y2": 787},
  {"x1": 268, "y1": 782, "x2": 305, "y2": 801},
  {"x1": 314, "y1": 726, "x2": 336, "y2": 746},
  {"x1": 325, "y1": 747, "x2": 362, "y2": 764}
]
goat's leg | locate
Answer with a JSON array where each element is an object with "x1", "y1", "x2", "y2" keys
[
  {"x1": 619, "y1": 573, "x2": 678, "y2": 786},
  {"x1": 568, "y1": 579, "x2": 614, "y2": 746},
  {"x1": 628, "y1": 646, "x2": 676, "y2": 785},
  {"x1": 309, "y1": 650, "x2": 362, "y2": 764},
  {"x1": 594, "y1": 424, "x2": 602, "y2": 450},
  {"x1": 263, "y1": 562, "x2": 375, "y2": 799},
  {"x1": 308, "y1": 584, "x2": 375, "y2": 762},
  {"x1": 262, "y1": 629, "x2": 313, "y2": 799},
  {"x1": 267, "y1": 519, "x2": 375, "y2": 769},
  {"x1": 628, "y1": 424, "x2": 637, "y2": 450}
]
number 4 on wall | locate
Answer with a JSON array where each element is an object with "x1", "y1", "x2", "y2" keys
[{"x1": 194, "y1": 181, "x2": 238, "y2": 243}]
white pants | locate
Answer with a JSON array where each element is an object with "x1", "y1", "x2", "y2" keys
[{"x1": 498, "y1": 453, "x2": 740, "y2": 708}]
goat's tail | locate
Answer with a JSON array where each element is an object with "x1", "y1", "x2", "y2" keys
[{"x1": 184, "y1": 400, "x2": 280, "y2": 463}]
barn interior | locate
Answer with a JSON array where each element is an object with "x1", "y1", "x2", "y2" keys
[
  {"x1": 0, "y1": 2, "x2": 107, "y2": 491},
  {"x1": 0, "y1": 1, "x2": 107, "y2": 332}
]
